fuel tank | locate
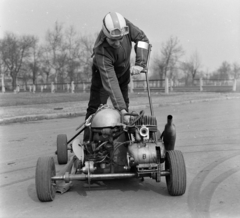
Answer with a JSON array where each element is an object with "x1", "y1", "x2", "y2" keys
[
  {"x1": 91, "y1": 107, "x2": 121, "y2": 128},
  {"x1": 162, "y1": 115, "x2": 176, "y2": 150}
]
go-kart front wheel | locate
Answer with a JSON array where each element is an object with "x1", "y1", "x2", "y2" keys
[
  {"x1": 35, "y1": 156, "x2": 56, "y2": 202},
  {"x1": 165, "y1": 150, "x2": 186, "y2": 196},
  {"x1": 57, "y1": 134, "x2": 68, "y2": 164}
]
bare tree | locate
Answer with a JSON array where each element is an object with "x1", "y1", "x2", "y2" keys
[
  {"x1": 188, "y1": 51, "x2": 202, "y2": 84},
  {"x1": 18, "y1": 62, "x2": 32, "y2": 88},
  {"x1": 180, "y1": 61, "x2": 192, "y2": 85},
  {"x1": 40, "y1": 46, "x2": 52, "y2": 83},
  {"x1": 45, "y1": 22, "x2": 68, "y2": 83},
  {"x1": 232, "y1": 62, "x2": 240, "y2": 79},
  {"x1": 56, "y1": 46, "x2": 68, "y2": 83},
  {"x1": 153, "y1": 54, "x2": 165, "y2": 77},
  {"x1": 168, "y1": 61, "x2": 180, "y2": 84},
  {"x1": 160, "y1": 36, "x2": 184, "y2": 78},
  {"x1": 79, "y1": 34, "x2": 96, "y2": 81},
  {"x1": 44, "y1": 23, "x2": 95, "y2": 84},
  {"x1": 65, "y1": 26, "x2": 82, "y2": 82},
  {"x1": 27, "y1": 36, "x2": 42, "y2": 84},
  {"x1": 0, "y1": 51, "x2": 8, "y2": 92},
  {"x1": 151, "y1": 54, "x2": 165, "y2": 85},
  {"x1": 216, "y1": 61, "x2": 231, "y2": 80},
  {"x1": 0, "y1": 32, "x2": 34, "y2": 90}
]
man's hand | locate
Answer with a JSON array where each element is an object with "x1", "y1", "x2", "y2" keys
[
  {"x1": 130, "y1": 66, "x2": 143, "y2": 75},
  {"x1": 121, "y1": 109, "x2": 130, "y2": 124}
]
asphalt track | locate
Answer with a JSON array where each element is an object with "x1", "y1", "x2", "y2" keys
[{"x1": 0, "y1": 98, "x2": 239, "y2": 218}]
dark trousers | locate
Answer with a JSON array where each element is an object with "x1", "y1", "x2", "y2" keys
[
  {"x1": 85, "y1": 65, "x2": 130, "y2": 120},
  {"x1": 83, "y1": 65, "x2": 130, "y2": 142}
]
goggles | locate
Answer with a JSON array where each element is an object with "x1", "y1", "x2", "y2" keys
[
  {"x1": 109, "y1": 26, "x2": 129, "y2": 37},
  {"x1": 103, "y1": 21, "x2": 129, "y2": 38}
]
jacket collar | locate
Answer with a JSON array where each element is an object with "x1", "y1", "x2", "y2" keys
[{"x1": 92, "y1": 30, "x2": 110, "y2": 56}]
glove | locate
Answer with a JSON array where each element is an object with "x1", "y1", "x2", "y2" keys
[
  {"x1": 130, "y1": 66, "x2": 143, "y2": 75},
  {"x1": 121, "y1": 109, "x2": 130, "y2": 124}
]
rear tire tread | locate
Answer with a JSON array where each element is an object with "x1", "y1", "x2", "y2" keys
[
  {"x1": 165, "y1": 150, "x2": 186, "y2": 196},
  {"x1": 35, "y1": 156, "x2": 56, "y2": 202}
]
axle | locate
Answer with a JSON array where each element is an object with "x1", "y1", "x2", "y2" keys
[{"x1": 52, "y1": 171, "x2": 170, "y2": 183}]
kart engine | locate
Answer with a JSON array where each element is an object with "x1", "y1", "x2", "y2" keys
[{"x1": 82, "y1": 105, "x2": 164, "y2": 173}]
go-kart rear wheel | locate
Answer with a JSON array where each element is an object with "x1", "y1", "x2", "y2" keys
[
  {"x1": 165, "y1": 150, "x2": 186, "y2": 196},
  {"x1": 57, "y1": 134, "x2": 68, "y2": 164},
  {"x1": 35, "y1": 156, "x2": 56, "y2": 202}
]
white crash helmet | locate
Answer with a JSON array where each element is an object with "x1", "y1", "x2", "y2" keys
[{"x1": 102, "y1": 12, "x2": 129, "y2": 39}]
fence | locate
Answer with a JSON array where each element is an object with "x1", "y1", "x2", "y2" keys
[
  {"x1": 131, "y1": 78, "x2": 238, "y2": 93},
  {"x1": 1, "y1": 78, "x2": 239, "y2": 93}
]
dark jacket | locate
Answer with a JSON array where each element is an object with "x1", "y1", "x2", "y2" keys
[{"x1": 92, "y1": 19, "x2": 149, "y2": 111}]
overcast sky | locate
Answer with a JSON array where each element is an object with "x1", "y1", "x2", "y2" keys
[{"x1": 0, "y1": 0, "x2": 239, "y2": 72}]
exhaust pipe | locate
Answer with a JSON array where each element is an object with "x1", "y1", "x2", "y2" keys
[{"x1": 161, "y1": 115, "x2": 176, "y2": 150}]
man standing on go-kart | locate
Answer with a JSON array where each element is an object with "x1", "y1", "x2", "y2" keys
[{"x1": 84, "y1": 12, "x2": 150, "y2": 141}]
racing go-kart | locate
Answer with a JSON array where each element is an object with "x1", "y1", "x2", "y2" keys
[{"x1": 35, "y1": 44, "x2": 187, "y2": 202}]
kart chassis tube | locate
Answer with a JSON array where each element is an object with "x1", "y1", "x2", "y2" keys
[
  {"x1": 67, "y1": 123, "x2": 85, "y2": 145},
  {"x1": 52, "y1": 171, "x2": 170, "y2": 182}
]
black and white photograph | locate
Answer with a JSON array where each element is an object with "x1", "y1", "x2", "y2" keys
[{"x1": 0, "y1": 0, "x2": 240, "y2": 217}]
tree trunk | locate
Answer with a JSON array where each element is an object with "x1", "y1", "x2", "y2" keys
[
  {"x1": 12, "y1": 74, "x2": 17, "y2": 91},
  {"x1": 185, "y1": 76, "x2": 188, "y2": 86},
  {"x1": 33, "y1": 71, "x2": 36, "y2": 85},
  {"x1": 55, "y1": 70, "x2": 58, "y2": 83},
  {"x1": 192, "y1": 71, "x2": 196, "y2": 86},
  {"x1": 1, "y1": 74, "x2": 5, "y2": 93},
  {"x1": 46, "y1": 74, "x2": 49, "y2": 84},
  {"x1": 160, "y1": 73, "x2": 164, "y2": 87}
]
